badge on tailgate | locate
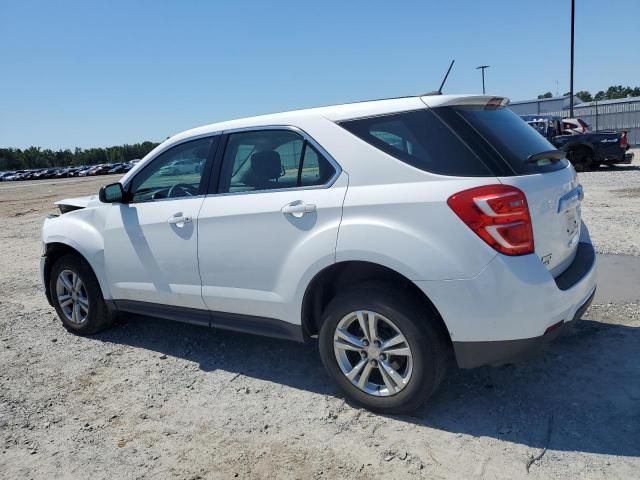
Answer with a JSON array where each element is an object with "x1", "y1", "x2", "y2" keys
[{"x1": 557, "y1": 184, "x2": 584, "y2": 213}]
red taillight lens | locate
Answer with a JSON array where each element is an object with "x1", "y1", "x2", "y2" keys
[
  {"x1": 447, "y1": 185, "x2": 534, "y2": 256},
  {"x1": 620, "y1": 132, "x2": 628, "y2": 149}
]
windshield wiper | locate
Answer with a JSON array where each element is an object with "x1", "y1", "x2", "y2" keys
[{"x1": 526, "y1": 149, "x2": 564, "y2": 163}]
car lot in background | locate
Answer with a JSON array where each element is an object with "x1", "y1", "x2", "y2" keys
[{"x1": 0, "y1": 159, "x2": 137, "y2": 181}]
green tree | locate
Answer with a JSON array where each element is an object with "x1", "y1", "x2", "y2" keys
[
  {"x1": 537, "y1": 92, "x2": 553, "y2": 99},
  {"x1": 0, "y1": 149, "x2": 23, "y2": 170},
  {"x1": 594, "y1": 90, "x2": 606, "y2": 101},
  {"x1": 575, "y1": 90, "x2": 592, "y2": 102}
]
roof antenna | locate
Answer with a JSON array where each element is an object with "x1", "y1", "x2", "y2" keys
[{"x1": 422, "y1": 59, "x2": 455, "y2": 96}]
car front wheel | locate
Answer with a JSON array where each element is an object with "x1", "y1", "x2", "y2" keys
[
  {"x1": 318, "y1": 286, "x2": 448, "y2": 413},
  {"x1": 49, "y1": 254, "x2": 115, "y2": 335}
]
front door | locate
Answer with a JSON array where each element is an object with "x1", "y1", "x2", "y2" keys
[{"x1": 103, "y1": 136, "x2": 217, "y2": 312}]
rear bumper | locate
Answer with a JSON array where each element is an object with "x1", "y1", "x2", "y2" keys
[
  {"x1": 452, "y1": 287, "x2": 595, "y2": 368},
  {"x1": 416, "y1": 222, "x2": 597, "y2": 368},
  {"x1": 604, "y1": 152, "x2": 633, "y2": 165}
]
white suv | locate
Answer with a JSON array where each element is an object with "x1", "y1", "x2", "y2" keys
[{"x1": 41, "y1": 95, "x2": 597, "y2": 413}]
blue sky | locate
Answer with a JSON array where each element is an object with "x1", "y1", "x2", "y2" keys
[{"x1": 1, "y1": 0, "x2": 638, "y2": 149}]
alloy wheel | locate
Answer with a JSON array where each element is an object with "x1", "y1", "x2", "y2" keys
[
  {"x1": 56, "y1": 269, "x2": 89, "y2": 324},
  {"x1": 333, "y1": 310, "x2": 413, "y2": 397}
]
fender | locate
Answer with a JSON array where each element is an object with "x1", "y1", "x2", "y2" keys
[
  {"x1": 560, "y1": 140, "x2": 595, "y2": 154},
  {"x1": 42, "y1": 207, "x2": 112, "y2": 299}
]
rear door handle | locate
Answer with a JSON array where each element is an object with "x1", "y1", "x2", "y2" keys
[
  {"x1": 168, "y1": 213, "x2": 192, "y2": 225},
  {"x1": 281, "y1": 202, "x2": 316, "y2": 218}
]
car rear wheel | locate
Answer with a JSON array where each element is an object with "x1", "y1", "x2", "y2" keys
[
  {"x1": 49, "y1": 254, "x2": 115, "y2": 335},
  {"x1": 318, "y1": 285, "x2": 448, "y2": 413},
  {"x1": 570, "y1": 148, "x2": 593, "y2": 172}
]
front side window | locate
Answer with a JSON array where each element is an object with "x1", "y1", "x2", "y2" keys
[
  {"x1": 218, "y1": 129, "x2": 335, "y2": 193},
  {"x1": 129, "y1": 137, "x2": 215, "y2": 202}
]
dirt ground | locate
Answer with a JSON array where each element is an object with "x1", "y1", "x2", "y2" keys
[{"x1": 1, "y1": 157, "x2": 639, "y2": 479}]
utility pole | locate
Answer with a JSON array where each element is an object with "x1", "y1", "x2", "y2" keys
[
  {"x1": 476, "y1": 65, "x2": 490, "y2": 95},
  {"x1": 569, "y1": 0, "x2": 575, "y2": 117}
]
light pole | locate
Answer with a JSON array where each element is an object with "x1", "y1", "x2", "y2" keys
[
  {"x1": 569, "y1": 0, "x2": 575, "y2": 117},
  {"x1": 476, "y1": 65, "x2": 490, "y2": 94}
]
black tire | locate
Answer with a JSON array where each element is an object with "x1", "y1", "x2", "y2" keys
[
  {"x1": 49, "y1": 254, "x2": 115, "y2": 335},
  {"x1": 570, "y1": 148, "x2": 593, "y2": 172},
  {"x1": 318, "y1": 285, "x2": 448, "y2": 414}
]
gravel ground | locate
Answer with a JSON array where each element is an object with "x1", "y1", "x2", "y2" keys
[
  {"x1": 579, "y1": 148, "x2": 640, "y2": 256},
  {"x1": 1, "y1": 163, "x2": 639, "y2": 479}
]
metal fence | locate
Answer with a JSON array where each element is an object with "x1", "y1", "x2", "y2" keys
[{"x1": 573, "y1": 98, "x2": 640, "y2": 145}]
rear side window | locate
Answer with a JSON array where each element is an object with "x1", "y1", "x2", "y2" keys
[
  {"x1": 339, "y1": 109, "x2": 492, "y2": 176},
  {"x1": 218, "y1": 129, "x2": 335, "y2": 193}
]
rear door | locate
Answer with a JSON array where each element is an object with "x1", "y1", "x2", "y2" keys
[
  {"x1": 432, "y1": 101, "x2": 582, "y2": 276},
  {"x1": 197, "y1": 128, "x2": 346, "y2": 322}
]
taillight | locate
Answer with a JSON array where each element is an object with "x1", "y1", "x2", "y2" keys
[
  {"x1": 620, "y1": 132, "x2": 628, "y2": 149},
  {"x1": 447, "y1": 185, "x2": 534, "y2": 256}
]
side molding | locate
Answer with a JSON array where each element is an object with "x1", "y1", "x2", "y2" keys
[{"x1": 113, "y1": 300, "x2": 305, "y2": 343}]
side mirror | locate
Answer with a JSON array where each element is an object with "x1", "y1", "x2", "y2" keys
[{"x1": 99, "y1": 183, "x2": 125, "y2": 203}]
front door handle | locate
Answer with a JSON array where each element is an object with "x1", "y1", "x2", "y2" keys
[
  {"x1": 168, "y1": 213, "x2": 192, "y2": 225},
  {"x1": 281, "y1": 202, "x2": 316, "y2": 218}
]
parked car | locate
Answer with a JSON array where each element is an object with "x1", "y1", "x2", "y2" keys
[
  {"x1": 522, "y1": 114, "x2": 633, "y2": 171},
  {"x1": 21, "y1": 169, "x2": 41, "y2": 180},
  {"x1": 34, "y1": 168, "x2": 58, "y2": 180},
  {"x1": 54, "y1": 167, "x2": 75, "y2": 178},
  {"x1": 41, "y1": 94, "x2": 596, "y2": 413},
  {"x1": 158, "y1": 158, "x2": 200, "y2": 176},
  {"x1": 77, "y1": 166, "x2": 99, "y2": 177},
  {"x1": 5, "y1": 170, "x2": 28, "y2": 181},
  {"x1": 108, "y1": 163, "x2": 131, "y2": 174},
  {"x1": 561, "y1": 117, "x2": 591, "y2": 135}
]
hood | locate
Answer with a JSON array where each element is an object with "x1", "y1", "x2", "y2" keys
[{"x1": 55, "y1": 195, "x2": 98, "y2": 214}]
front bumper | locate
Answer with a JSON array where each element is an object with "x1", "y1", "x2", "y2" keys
[
  {"x1": 416, "y1": 224, "x2": 597, "y2": 368},
  {"x1": 41, "y1": 254, "x2": 54, "y2": 306}
]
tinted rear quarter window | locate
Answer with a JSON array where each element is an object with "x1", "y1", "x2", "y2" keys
[{"x1": 339, "y1": 109, "x2": 493, "y2": 177}]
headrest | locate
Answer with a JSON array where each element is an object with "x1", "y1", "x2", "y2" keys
[{"x1": 250, "y1": 151, "x2": 282, "y2": 181}]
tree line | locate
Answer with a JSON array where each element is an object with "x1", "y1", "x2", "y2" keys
[
  {"x1": 538, "y1": 85, "x2": 640, "y2": 102},
  {"x1": 0, "y1": 142, "x2": 159, "y2": 171}
]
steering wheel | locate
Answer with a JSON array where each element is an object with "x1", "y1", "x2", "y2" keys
[{"x1": 167, "y1": 183, "x2": 197, "y2": 198}]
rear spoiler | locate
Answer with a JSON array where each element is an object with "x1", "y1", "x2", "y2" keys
[
  {"x1": 421, "y1": 95, "x2": 510, "y2": 109},
  {"x1": 526, "y1": 150, "x2": 565, "y2": 164}
]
